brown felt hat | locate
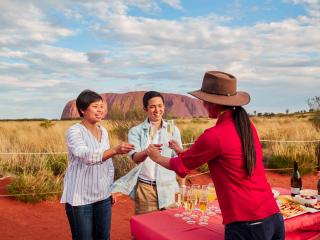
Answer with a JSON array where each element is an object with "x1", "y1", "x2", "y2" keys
[{"x1": 188, "y1": 71, "x2": 250, "y2": 106}]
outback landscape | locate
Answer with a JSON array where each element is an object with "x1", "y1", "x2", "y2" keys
[
  {"x1": 0, "y1": 106, "x2": 319, "y2": 239},
  {"x1": 0, "y1": 92, "x2": 320, "y2": 240}
]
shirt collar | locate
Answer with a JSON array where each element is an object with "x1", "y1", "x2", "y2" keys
[
  {"x1": 216, "y1": 109, "x2": 233, "y2": 125},
  {"x1": 141, "y1": 118, "x2": 167, "y2": 129}
]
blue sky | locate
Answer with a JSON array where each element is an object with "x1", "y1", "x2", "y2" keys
[{"x1": 0, "y1": 0, "x2": 319, "y2": 119}]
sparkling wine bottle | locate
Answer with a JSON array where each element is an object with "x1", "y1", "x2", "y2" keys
[{"x1": 291, "y1": 160, "x2": 302, "y2": 196}]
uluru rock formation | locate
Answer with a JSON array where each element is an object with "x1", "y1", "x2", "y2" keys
[{"x1": 61, "y1": 91, "x2": 208, "y2": 119}]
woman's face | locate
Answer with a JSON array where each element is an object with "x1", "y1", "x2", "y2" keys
[
  {"x1": 145, "y1": 96, "x2": 165, "y2": 123},
  {"x1": 82, "y1": 100, "x2": 105, "y2": 123},
  {"x1": 203, "y1": 101, "x2": 221, "y2": 119}
]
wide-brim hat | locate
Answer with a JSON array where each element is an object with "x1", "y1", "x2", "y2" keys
[{"x1": 188, "y1": 71, "x2": 250, "y2": 106}]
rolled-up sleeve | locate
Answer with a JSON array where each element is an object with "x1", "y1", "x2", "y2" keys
[
  {"x1": 170, "y1": 129, "x2": 221, "y2": 177},
  {"x1": 67, "y1": 127, "x2": 104, "y2": 165}
]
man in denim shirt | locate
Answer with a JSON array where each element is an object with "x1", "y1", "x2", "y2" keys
[{"x1": 112, "y1": 91, "x2": 184, "y2": 214}]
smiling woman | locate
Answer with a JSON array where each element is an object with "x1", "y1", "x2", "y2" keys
[{"x1": 60, "y1": 89, "x2": 134, "y2": 240}]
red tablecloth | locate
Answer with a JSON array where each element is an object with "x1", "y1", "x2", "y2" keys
[{"x1": 130, "y1": 187, "x2": 320, "y2": 240}]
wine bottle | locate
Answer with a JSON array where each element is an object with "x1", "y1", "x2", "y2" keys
[{"x1": 291, "y1": 160, "x2": 302, "y2": 196}]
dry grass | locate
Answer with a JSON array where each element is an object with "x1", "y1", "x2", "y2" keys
[{"x1": 0, "y1": 114, "x2": 319, "y2": 202}]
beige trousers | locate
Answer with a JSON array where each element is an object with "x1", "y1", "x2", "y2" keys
[{"x1": 135, "y1": 181, "x2": 159, "y2": 215}]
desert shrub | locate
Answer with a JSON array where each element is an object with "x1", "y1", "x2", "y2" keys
[
  {"x1": 0, "y1": 155, "x2": 44, "y2": 176},
  {"x1": 180, "y1": 128, "x2": 202, "y2": 144},
  {"x1": 7, "y1": 171, "x2": 63, "y2": 203},
  {"x1": 46, "y1": 154, "x2": 68, "y2": 176},
  {"x1": 39, "y1": 120, "x2": 55, "y2": 129},
  {"x1": 309, "y1": 111, "x2": 320, "y2": 130},
  {"x1": 110, "y1": 120, "x2": 138, "y2": 141},
  {"x1": 125, "y1": 108, "x2": 145, "y2": 121},
  {"x1": 190, "y1": 118, "x2": 209, "y2": 124},
  {"x1": 112, "y1": 155, "x2": 136, "y2": 180},
  {"x1": 263, "y1": 152, "x2": 315, "y2": 175}
]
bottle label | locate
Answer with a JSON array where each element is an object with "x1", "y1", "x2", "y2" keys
[{"x1": 291, "y1": 187, "x2": 300, "y2": 195}]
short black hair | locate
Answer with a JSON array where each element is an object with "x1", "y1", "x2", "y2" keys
[
  {"x1": 143, "y1": 91, "x2": 164, "y2": 109},
  {"x1": 76, "y1": 90, "x2": 103, "y2": 117}
]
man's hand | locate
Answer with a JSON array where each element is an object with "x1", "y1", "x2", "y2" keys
[{"x1": 146, "y1": 144, "x2": 162, "y2": 161}]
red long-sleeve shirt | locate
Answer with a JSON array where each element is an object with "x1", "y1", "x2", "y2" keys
[{"x1": 170, "y1": 110, "x2": 279, "y2": 225}]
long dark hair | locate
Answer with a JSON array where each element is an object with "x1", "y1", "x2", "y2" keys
[{"x1": 232, "y1": 106, "x2": 256, "y2": 176}]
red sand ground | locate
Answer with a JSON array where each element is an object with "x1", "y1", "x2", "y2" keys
[{"x1": 0, "y1": 171, "x2": 318, "y2": 240}]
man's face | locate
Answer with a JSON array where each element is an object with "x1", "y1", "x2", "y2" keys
[{"x1": 145, "y1": 96, "x2": 164, "y2": 122}]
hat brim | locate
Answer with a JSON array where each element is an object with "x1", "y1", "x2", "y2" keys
[{"x1": 188, "y1": 90, "x2": 250, "y2": 106}]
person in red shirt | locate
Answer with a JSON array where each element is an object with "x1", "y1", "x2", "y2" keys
[{"x1": 146, "y1": 71, "x2": 285, "y2": 240}]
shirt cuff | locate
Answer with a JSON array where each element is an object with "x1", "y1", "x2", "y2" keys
[
  {"x1": 170, "y1": 156, "x2": 190, "y2": 178},
  {"x1": 128, "y1": 150, "x2": 136, "y2": 159}
]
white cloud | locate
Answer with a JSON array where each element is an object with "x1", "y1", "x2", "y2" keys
[
  {"x1": 0, "y1": 0, "x2": 319, "y2": 118},
  {"x1": 284, "y1": 0, "x2": 320, "y2": 18},
  {"x1": 161, "y1": 0, "x2": 183, "y2": 10},
  {"x1": 0, "y1": 1, "x2": 74, "y2": 47}
]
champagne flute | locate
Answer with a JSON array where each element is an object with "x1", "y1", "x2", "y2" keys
[
  {"x1": 182, "y1": 186, "x2": 192, "y2": 221},
  {"x1": 198, "y1": 190, "x2": 209, "y2": 226},
  {"x1": 174, "y1": 186, "x2": 184, "y2": 218},
  {"x1": 148, "y1": 122, "x2": 158, "y2": 143},
  {"x1": 166, "y1": 120, "x2": 175, "y2": 141},
  {"x1": 186, "y1": 188, "x2": 197, "y2": 224},
  {"x1": 207, "y1": 183, "x2": 217, "y2": 216}
]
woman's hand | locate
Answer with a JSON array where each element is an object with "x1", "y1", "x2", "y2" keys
[
  {"x1": 114, "y1": 142, "x2": 135, "y2": 155},
  {"x1": 169, "y1": 140, "x2": 184, "y2": 154},
  {"x1": 111, "y1": 193, "x2": 117, "y2": 205},
  {"x1": 146, "y1": 144, "x2": 162, "y2": 161}
]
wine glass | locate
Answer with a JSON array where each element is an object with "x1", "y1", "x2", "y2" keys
[
  {"x1": 148, "y1": 122, "x2": 158, "y2": 143},
  {"x1": 186, "y1": 188, "x2": 197, "y2": 224},
  {"x1": 206, "y1": 183, "x2": 217, "y2": 216},
  {"x1": 166, "y1": 120, "x2": 175, "y2": 141},
  {"x1": 174, "y1": 186, "x2": 185, "y2": 218},
  {"x1": 198, "y1": 190, "x2": 209, "y2": 225}
]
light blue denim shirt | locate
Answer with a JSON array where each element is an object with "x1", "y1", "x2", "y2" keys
[{"x1": 112, "y1": 118, "x2": 182, "y2": 209}]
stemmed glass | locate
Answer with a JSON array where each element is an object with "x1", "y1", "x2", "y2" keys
[
  {"x1": 182, "y1": 186, "x2": 192, "y2": 221},
  {"x1": 166, "y1": 120, "x2": 175, "y2": 141},
  {"x1": 186, "y1": 188, "x2": 197, "y2": 224},
  {"x1": 198, "y1": 189, "x2": 209, "y2": 225},
  {"x1": 148, "y1": 122, "x2": 158, "y2": 143},
  {"x1": 174, "y1": 186, "x2": 185, "y2": 218},
  {"x1": 206, "y1": 183, "x2": 217, "y2": 216}
]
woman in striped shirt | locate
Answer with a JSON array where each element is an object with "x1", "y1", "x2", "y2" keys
[{"x1": 61, "y1": 89, "x2": 134, "y2": 240}]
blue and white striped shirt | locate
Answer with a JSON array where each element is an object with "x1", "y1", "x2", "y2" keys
[{"x1": 60, "y1": 123, "x2": 114, "y2": 206}]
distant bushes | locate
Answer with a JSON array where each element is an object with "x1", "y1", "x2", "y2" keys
[
  {"x1": 108, "y1": 107, "x2": 145, "y2": 121},
  {"x1": 180, "y1": 128, "x2": 203, "y2": 144},
  {"x1": 7, "y1": 171, "x2": 62, "y2": 203}
]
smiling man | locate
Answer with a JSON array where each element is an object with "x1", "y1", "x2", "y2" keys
[{"x1": 112, "y1": 91, "x2": 184, "y2": 214}]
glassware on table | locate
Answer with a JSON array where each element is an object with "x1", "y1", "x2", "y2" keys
[
  {"x1": 206, "y1": 183, "x2": 217, "y2": 216},
  {"x1": 185, "y1": 188, "x2": 197, "y2": 224},
  {"x1": 174, "y1": 186, "x2": 184, "y2": 218},
  {"x1": 182, "y1": 186, "x2": 192, "y2": 221},
  {"x1": 198, "y1": 189, "x2": 209, "y2": 225},
  {"x1": 191, "y1": 184, "x2": 201, "y2": 198}
]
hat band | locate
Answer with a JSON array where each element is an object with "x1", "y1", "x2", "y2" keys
[{"x1": 201, "y1": 88, "x2": 237, "y2": 97}]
